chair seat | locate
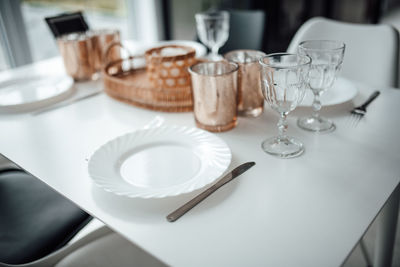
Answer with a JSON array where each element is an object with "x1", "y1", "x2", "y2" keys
[{"x1": 0, "y1": 169, "x2": 92, "y2": 265}]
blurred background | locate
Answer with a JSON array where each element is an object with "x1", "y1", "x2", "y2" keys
[{"x1": 1, "y1": 0, "x2": 400, "y2": 70}]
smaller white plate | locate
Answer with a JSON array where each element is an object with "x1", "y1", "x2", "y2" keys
[
  {"x1": 154, "y1": 40, "x2": 207, "y2": 57},
  {"x1": 88, "y1": 125, "x2": 231, "y2": 198},
  {"x1": 123, "y1": 40, "x2": 207, "y2": 58},
  {"x1": 299, "y1": 77, "x2": 358, "y2": 107},
  {"x1": 0, "y1": 74, "x2": 74, "y2": 112}
]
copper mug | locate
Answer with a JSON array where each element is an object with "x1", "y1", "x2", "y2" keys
[
  {"x1": 57, "y1": 29, "x2": 120, "y2": 81},
  {"x1": 90, "y1": 29, "x2": 120, "y2": 71}
]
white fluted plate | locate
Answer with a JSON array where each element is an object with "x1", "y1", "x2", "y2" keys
[{"x1": 88, "y1": 126, "x2": 231, "y2": 198}]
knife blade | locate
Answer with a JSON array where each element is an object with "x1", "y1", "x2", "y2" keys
[
  {"x1": 32, "y1": 90, "x2": 102, "y2": 115},
  {"x1": 166, "y1": 161, "x2": 255, "y2": 222}
]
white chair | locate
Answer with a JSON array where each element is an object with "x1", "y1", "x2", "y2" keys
[
  {"x1": 288, "y1": 17, "x2": 399, "y2": 267},
  {"x1": 287, "y1": 17, "x2": 399, "y2": 88}
]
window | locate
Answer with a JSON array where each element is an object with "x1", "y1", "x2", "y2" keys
[
  {"x1": 0, "y1": 0, "x2": 164, "y2": 71},
  {"x1": 21, "y1": 0, "x2": 129, "y2": 62}
]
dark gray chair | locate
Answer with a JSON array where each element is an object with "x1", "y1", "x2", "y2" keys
[
  {"x1": 0, "y1": 168, "x2": 92, "y2": 266},
  {"x1": 220, "y1": 9, "x2": 266, "y2": 54}
]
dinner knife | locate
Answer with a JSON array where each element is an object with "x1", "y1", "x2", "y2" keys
[
  {"x1": 167, "y1": 161, "x2": 256, "y2": 222},
  {"x1": 32, "y1": 90, "x2": 102, "y2": 115}
]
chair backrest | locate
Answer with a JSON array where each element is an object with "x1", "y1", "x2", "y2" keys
[
  {"x1": 220, "y1": 9, "x2": 266, "y2": 54},
  {"x1": 287, "y1": 17, "x2": 399, "y2": 88}
]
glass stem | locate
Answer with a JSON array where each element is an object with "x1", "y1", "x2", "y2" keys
[
  {"x1": 211, "y1": 46, "x2": 219, "y2": 58},
  {"x1": 277, "y1": 112, "x2": 288, "y2": 141},
  {"x1": 312, "y1": 92, "x2": 322, "y2": 120}
]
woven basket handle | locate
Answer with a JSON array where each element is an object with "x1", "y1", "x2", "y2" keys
[{"x1": 103, "y1": 41, "x2": 132, "y2": 67}]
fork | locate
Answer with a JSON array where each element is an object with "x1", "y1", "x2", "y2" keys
[{"x1": 350, "y1": 90, "x2": 380, "y2": 126}]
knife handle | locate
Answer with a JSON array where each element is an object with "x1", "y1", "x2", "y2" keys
[
  {"x1": 167, "y1": 182, "x2": 221, "y2": 222},
  {"x1": 166, "y1": 162, "x2": 255, "y2": 222}
]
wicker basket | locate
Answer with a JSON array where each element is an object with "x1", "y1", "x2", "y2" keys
[
  {"x1": 102, "y1": 42, "x2": 193, "y2": 112},
  {"x1": 145, "y1": 45, "x2": 196, "y2": 89}
]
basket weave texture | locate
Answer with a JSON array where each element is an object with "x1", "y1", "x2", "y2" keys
[{"x1": 145, "y1": 45, "x2": 196, "y2": 89}]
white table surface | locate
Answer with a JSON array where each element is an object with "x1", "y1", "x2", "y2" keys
[{"x1": 1, "y1": 57, "x2": 399, "y2": 267}]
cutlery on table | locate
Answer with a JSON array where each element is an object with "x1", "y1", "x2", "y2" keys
[
  {"x1": 350, "y1": 90, "x2": 380, "y2": 126},
  {"x1": 167, "y1": 161, "x2": 255, "y2": 222},
  {"x1": 32, "y1": 90, "x2": 102, "y2": 115}
]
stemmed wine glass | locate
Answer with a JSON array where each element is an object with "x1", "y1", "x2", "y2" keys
[
  {"x1": 259, "y1": 53, "x2": 311, "y2": 158},
  {"x1": 297, "y1": 40, "x2": 345, "y2": 132},
  {"x1": 195, "y1": 10, "x2": 229, "y2": 61}
]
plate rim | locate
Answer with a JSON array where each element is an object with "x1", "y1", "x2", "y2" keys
[
  {"x1": 0, "y1": 74, "x2": 74, "y2": 112},
  {"x1": 122, "y1": 39, "x2": 207, "y2": 58},
  {"x1": 88, "y1": 125, "x2": 232, "y2": 198},
  {"x1": 298, "y1": 77, "x2": 358, "y2": 107}
]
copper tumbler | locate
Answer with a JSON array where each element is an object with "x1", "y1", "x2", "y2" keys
[
  {"x1": 189, "y1": 61, "x2": 239, "y2": 132},
  {"x1": 57, "y1": 32, "x2": 97, "y2": 81},
  {"x1": 224, "y1": 50, "x2": 266, "y2": 117}
]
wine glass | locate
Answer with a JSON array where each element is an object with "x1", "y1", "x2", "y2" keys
[
  {"x1": 259, "y1": 53, "x2": 311, "y2": 158},
  {"x1": 297, "y1": 40, "x2": 345, "y2": 132},
  {"x1": 195, "y1": 10, "x2": 229, "y2": 61}
]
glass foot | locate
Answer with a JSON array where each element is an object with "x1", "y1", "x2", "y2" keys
[
  {"x1": 261, "y1": 136, "x2": 304, "y2": 158},
  {"x1": 239, "y1": 106, "x2": 263, "y2": 117},
  {"x1": 297, "y1": 116, "x2": 336, "y2": 133}
]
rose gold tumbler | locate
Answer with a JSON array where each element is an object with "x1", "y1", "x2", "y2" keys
[
  {"x1": 189, "y1": 61, "x2": 239, "y2": 132},
  {"x1": 224, "y1": 50, "x2": 266, "y2": 117},
  {"x1": 57, "y1": 32, "x2": 97, "y2": 81}
]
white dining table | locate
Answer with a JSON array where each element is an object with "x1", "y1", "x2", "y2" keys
[{"x1": 0, "y1": 57, "x2": 399, "y2": 267}]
